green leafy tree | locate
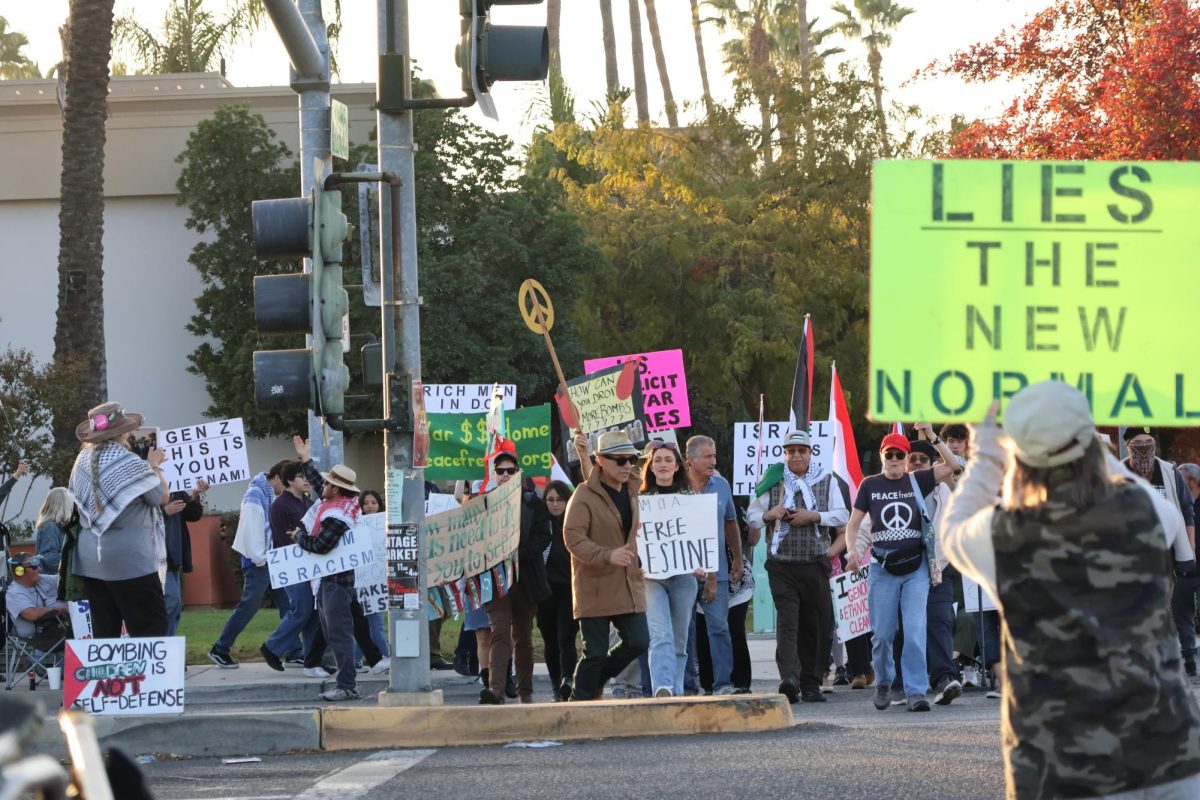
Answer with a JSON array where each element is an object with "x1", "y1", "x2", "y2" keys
[
  {"x1": 0, "y1": 347, "x2": 87, "y2": 496},
  {"x1": 0, "y1": 16, "x2": 40, "y2": 79},
  {"x1": 176, "y1": 104, "x2": 597, "y2": 438}
]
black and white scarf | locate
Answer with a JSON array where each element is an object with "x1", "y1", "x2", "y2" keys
[{"x1": 69, "y1": 442, "x2": 165, "y2": 564}]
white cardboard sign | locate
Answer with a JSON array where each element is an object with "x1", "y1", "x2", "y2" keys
[
  {"x1": 63, "y1": 637, "x2": 185, "y2": 716},
  {"x1": 636, "y1": 493, "x2": 719, "y2": 579},
  {"x1": 423, "y1": 384, "x2": 517, "y2": 413},
  {"x1": 159, "y1": 417, "x2": 250, "y2": 492},
  {"x1": 731, "y1": 419, "x2": 834, "y2": 496},
  {"x1": 354, "y1": 513, "x2": 388, "y2": 615},
  {"x1": 830, "y1": 565, "x2": 872, "y2": 641},
  {"x1": 267, "y1": 520, "x2": 379, "y2": 589}
]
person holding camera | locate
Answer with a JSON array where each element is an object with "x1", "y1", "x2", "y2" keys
[{"x1": 67, "y1": 403, "x2": 169, "y2": 639}]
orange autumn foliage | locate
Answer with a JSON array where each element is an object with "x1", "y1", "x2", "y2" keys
[{"x1": 933, "y1": 0, "x2": 1200, "y2": 160}]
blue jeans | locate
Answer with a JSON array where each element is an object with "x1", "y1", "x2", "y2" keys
[
  {"x1": 164, "y1": 570, "x2": 183, "y2": 637},
  {"x1": 317, "y1": 580, "x2": 357, "y2": 691},
  {"x1": 869, "y1": 560, "x2": 929, "y2": 698},
  {"x1": 266, "y1": 582, "x2": 316, "y2": 659},
  {"x1": 368, "y1": 610, "x2": 389, "y2": 658},
  {"x1": 645, "y1": 574, "x2": 697, "y2": 695},
  {"x1": 699, "y1": 579, "x2": 733, "y2": 691},
  {"x1": 214, "y1": 564, "x2": 289, "y2": 655}
]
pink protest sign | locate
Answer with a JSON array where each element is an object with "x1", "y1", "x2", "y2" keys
[{"x1": 583, "y1": 348, "x2": 690, "y2": 430}]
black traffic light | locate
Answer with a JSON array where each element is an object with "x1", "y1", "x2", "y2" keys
[
  {"x1": 456, "y1": 0, "x2": 549, "y2": 119},
  {"x1": 251, "y1": 178, "x2": 350, "y2": 416}
]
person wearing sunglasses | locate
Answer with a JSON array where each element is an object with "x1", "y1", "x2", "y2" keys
[
  {"x1": 746, "y1": 429, "x2": 849, "y2": 703},
  {"x1": 479, "y1": 442, "x2": 552, "y2": 704},
  {"x1": 844, "y1": 424, "x2": 960, "y2": 712},
  {"x1": 563, "y1": 430, "x2": 650, "y2": 700}
]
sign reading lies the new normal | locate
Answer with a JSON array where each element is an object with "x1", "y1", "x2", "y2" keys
[{"x1": 871, "y1": 160, "x2": 1197, "y2": 425}]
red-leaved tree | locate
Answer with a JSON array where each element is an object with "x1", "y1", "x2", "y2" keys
[{"x1": 935, "y1": 0, "x2": 1200, "y2": 159}]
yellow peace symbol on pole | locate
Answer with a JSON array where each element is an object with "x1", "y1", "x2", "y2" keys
[{"x1": 518, "y1": 278, "x2": 555, "y2": 334}]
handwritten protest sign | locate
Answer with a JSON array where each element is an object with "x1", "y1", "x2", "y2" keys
[
  {"x1": 267, "y1": 521, "x2": 378, "y2": 589},
  {"x1": 424, "y1": 384, "x2": 517, "y2": 413},
  {"x1": 731, "y1": 419, "x2": 834, "y2": 496},
  {"x1": 561, "y1": 365, "x2": 648, "y2": 464},
  {"x1": 636, "y1": 493, "x2": 718, "y2": 579},
  {"x1": 426, "y1": 493, "x2": 460, "y2": 517},
  {"x1": 830, "y1": 565, "x2": 871, "y2": 641},
  {"x1": 63, "y1": 637, "x2": 185, "y2": 716},
  {"x1": 425, "y1": 475, "x2": 522, "y2": 586},
  {"x1": 584, "y1": 349, "x2": 691, "y2": 430},
  {"x1": 354, "y1": 513, "x2": 388, "y2": 614},
  {"x1": 871, "y1": 160, "x2": 1200, "y2": 425},
  {"x1": 426, "y1": 404, "x2": 552, "y2": 480},
  {"x1": 159, "y1": 417, "x2": 250, "y2": 492}
]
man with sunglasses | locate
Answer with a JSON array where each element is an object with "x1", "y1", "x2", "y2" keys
[
  {"x1": 846, "y1": 425, "x2": 960, "y2": 712},
  {"x1": 6, "y1": 554, "x2": 69, "y2": 641},
  {"x1": 563, "y1": 430, "x2": 650, "y2": 701},
  {"x1": 747, "y1": 430, "x2": 848, "y2": 703}
]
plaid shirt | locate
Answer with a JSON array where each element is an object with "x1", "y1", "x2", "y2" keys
[{"x1": 295, "y1": 515, "x2": 356, "y2": 587}]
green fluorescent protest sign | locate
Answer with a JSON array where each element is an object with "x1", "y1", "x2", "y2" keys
[
  {"x1": 426, "y1": 403, "x2": 552, "y2": 481},
  {"x1": 870, "y1": 159, "x2": 1200, "y2": 425}
]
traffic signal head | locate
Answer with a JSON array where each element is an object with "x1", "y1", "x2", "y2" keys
[
  {"x1": 251, "y1": 180, "x2": 350, "y2": 416},
  {"x1": 457, "y1": 0, "x2": 549, "y2": 120}
]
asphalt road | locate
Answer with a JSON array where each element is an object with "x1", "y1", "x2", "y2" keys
[{"x1": 142, "y1": 691, "x2": 1008, "y2": 800}]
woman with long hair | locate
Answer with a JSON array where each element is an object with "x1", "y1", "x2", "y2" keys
[
  {"x1": 536, "y1": 479, "x2": 579, "y2": 701},
  {"x1": 35, "y1": 487, "x2": 76, "y2": 574},
  {"x1": 639, "y1": 440, "x2": 716, "y2": 697},
  {"x1": 943, "y1": 384, "x2": 1200, "y2": 799}
]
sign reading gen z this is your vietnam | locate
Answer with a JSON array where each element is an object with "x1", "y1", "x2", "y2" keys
[{"x1": 871, "y1": 160, "x2": 1199, "y2": 425}]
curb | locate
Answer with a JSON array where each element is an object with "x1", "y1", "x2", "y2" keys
[
  {"x1": 321, "y1": 694, "x2": 795, "y2": 751},
  {"x1": 30, "y1": 709, "x2": 322, "y2": 760}
]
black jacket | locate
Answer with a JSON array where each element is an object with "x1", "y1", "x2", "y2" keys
[
  {"x1": 165, "y1": 490, "x2": 203, "y2": 573},
  {"x1": 545, "y1": 514, "x2": 571, "y2": 587},
  {"x1": 517, "y1": 491, "x2": 553, "y2": 605}
]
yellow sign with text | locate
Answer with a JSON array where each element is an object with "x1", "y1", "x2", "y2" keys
[{"x1": 870, "y1": 160, "x2": 1200, "y2": 425}]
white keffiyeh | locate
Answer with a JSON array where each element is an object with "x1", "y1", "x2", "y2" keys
[
  {"x1": 69, "y1": 442, "x2": 165, "y2": 566},
  {"x1": 771, "y1": 462, "x2": 825, "y2": 556}
]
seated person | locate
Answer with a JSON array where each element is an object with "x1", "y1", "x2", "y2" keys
[{"x1": 7, "y1": 554, "x2": 69, "y2": 648}]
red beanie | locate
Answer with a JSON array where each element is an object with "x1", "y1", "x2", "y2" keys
[{"x1": 880, "y1": 433, "x2": 911, "y2": 454}]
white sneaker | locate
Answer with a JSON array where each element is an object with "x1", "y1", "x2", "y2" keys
[
  {"x1": 370, "y1": 658, "x2": 390, "y2": 675},
  {"x1": 714, "y1": 685, "x2": 737, "y2": 696},
  {"x1": 986, "y1": 689, "x2": 1001, "y2": 699},
  {"x1": 654, "y1": 687, "x2": 673, "y2": 698},
  {"x1": 303, "y1": 667, "x2": 331, "y2": 679},
  {"x1": 820, "y1": 685, "x2": 833, "y2": 694},
  {"x1": 963, "y1": 667, "x2": 978, "y2": 687}
]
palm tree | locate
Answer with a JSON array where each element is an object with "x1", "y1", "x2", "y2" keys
[
  {"x1": 831, "y1": 0, "x2": 914, "y2": 157},
  {"x1": 642, "y1": 0, "x2": 677, "y2": 128},
  {"x1": 627, "y1": 0, "x2": 650, "y2": 122},
  {"x1": 53, "y1": 0, "x2": 117, "y2": 454},
  {"x1": 689, "y1": 0, "x2": 713, "y2": 117},
  {"x1": 548, "y1": 0, "x2": 561, "y2": 83},
  {"x1": 599, "y1": 0, "x2": 620, "y2": 100},
  {"x1": 114, "y1": 0, "x2": 262, "y2": 74},
  {"x1": 707, "y1": 0, "x2": 778, "y2": 164},
  {"x1": 0, "y1": 16, "x2": 41, "y2": 79}
]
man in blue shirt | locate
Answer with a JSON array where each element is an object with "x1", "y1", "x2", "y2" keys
[{"x1": 685, "y1": 435, "x2": 741, "y2": 695}]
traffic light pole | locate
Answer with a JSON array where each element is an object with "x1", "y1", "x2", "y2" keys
[
  {"x1": 293, "y1": 0, "x2": 345, "y2": 474},
  {"x1": 376, "y1": 0, "x2": 437, "y2": 704}
]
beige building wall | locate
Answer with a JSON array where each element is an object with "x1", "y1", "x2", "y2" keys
[{"x1": 0, "y1": 74, "x2": 385, "y2": 520}]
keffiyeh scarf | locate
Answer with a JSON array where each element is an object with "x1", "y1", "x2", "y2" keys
[{"x1": 69, "y1": 442, "x2": 165, "y2": 566}]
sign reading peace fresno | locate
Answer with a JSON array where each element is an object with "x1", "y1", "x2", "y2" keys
[{"x1": 871, "y1": 161, "x2": 1199, "y2": 425}]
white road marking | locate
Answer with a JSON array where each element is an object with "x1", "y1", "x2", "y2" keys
[{"x1": 293, "y1": 750, "x2": 436, "y2": 799}]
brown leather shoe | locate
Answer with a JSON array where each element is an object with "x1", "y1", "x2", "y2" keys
[
  {"x1": 850, "y1": 675, "x2": 868, "y2": 690},
  {"x1": 865, "y1": 669, "x2": 876, "y2": 686}
]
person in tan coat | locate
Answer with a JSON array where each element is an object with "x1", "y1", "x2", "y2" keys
[{"x1": 564, "y1": 430, "x2": 649, "y2": 700}]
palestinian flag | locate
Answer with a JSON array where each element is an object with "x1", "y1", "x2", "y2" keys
[
  {"x1": 788, "y1": 315, "x2": 814, "y2": 431},
  {"x1": 829, "y1": 363, "x2": 864, "y2": 504}
]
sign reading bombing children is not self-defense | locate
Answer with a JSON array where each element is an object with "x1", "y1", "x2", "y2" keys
[{"x1": 871, "y1": 160, "x2": 1200, "y2": 426}]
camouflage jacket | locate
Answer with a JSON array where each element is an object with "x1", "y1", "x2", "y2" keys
[{"x1": 992, "y1": 480, "x2": 1200, "y2": 799}]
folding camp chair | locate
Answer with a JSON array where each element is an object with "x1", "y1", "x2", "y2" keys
[{"x1": 3, "y1": 583, "x2": 69, "y2": 691}]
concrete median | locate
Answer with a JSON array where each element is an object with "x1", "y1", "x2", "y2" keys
[{"x1": 321, "y1": 694, "x2": 795, "y2": 751}]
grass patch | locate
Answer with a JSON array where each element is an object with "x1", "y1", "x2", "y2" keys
[{"x1": 178, "y1": 609, "x2": 545, "y2": 665}]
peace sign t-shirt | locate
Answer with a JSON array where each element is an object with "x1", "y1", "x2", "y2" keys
[{"x1": 853, "y1": 468, "x2": 936, "y2": 556}]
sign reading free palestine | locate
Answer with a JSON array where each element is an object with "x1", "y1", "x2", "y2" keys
[{"x1": 871, "y1": 160, "x2": 1200, "y2": 425}]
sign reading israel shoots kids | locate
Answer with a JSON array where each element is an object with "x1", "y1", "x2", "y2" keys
[
  {"x1": 584, "y1": 349, "x2": 691, "y2": 430},
  {"x1": 63, "y1": 637, "x2": 185, "y2": 716},
  {"x1": 425, "y1": 474, "x2": 522, "y2": 586},
  {"x1": 731, "y1": 420, "x2": 834, "y2": 496},
  {"x1": 636, "y1": 493, "x2": 719, "y2": 579},
  {"x1": 426, "y1": 404, "x2": 552, "y2": 481},
  {"x1": 158, "y1": 417, "x2": 249, "y2": 492},
  {"x1": 267, "y1": 514, "x2": 379, "y2": 589},
  {"x1": 871, "y1": 160, "x2": 1200, "y2": 425}
]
